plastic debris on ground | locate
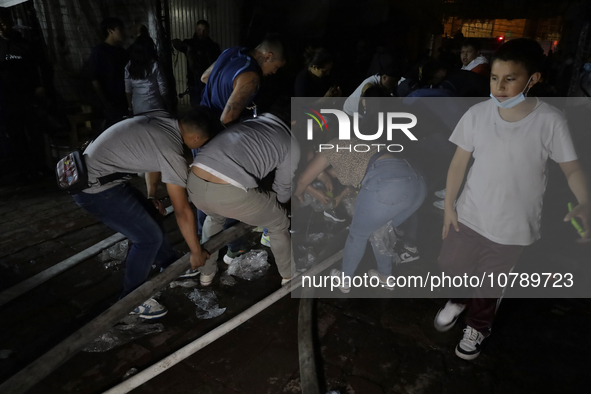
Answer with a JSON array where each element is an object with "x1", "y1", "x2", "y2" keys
[
  {"x1": 188, "y1": 289, "x2": 226, "y2": 319},
  {"x1": 98, "y1": 240, "x2": 129, "y2": 269},
  {"x1": 123, "y1": 368, "x2": 139, "y2": 380},
  {"x1": 220, "y1": 272, "x2": 237, "y2": 286},
  {"x1": 302, "y1": 192, "x2": 334, "y2": 212},
  {"x1": 170, "y1": 279, "x2": 199, "y2": 288},
  {"x1": 370, "y1": 220, "x2": 398, "y2": 256},
  {"x1": 307, "y1": 232, "x2": 325, "y2": 244},
  {"x1": 295, "y1": 245, "x2": 317, "y2": 272},
  {"x1": 342, "y1": 196, "x2": 356, "y2": 217},
  {"x1": 226, "y1": 250, "x2": 270, "y2": 281},
  {"x1": 83, "y1": 321, "x2": 164, "y2": 352}
]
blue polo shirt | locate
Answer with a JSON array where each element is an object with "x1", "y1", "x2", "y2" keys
[{"x1": 200, "y1": 46, "x2": 261, "y2": 116}]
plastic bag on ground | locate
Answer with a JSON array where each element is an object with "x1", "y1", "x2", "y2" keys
[
  {"x1": 123, "y1": 368, "x2": 139, "y2": 380},
  {"x1": 220, "y1": 272, "x2": 237, "y2": 286},
  {"x1": 342, "y1": 196, "x2": 356, "y2": 217},
  {"x1": 369, "y1": 220, "x2": 397, "y2": 256},
  {"x1": 98, "y1": 240, "x2": 129, "y2": 262},
  {"x1": 83, "y1": 321, "x2": 163, "y2": 352},
  {"x1": 295, "y1": 246, "x2": 317, "y2": 272},
  {"x1": 188, "y1": 289, "x2": 226, "y2": 319},
  {"x1": 302, "y1": 192, "x2": 334, "y2": 212},
  {"x1": 170, "y1": 280, "x2": 199, "y2": 288},
  {"x1": 307, "y1": 232, "x2": 325, "y2": 243},
  {"x1": 226, "y1": 250, "x2": 270, "y2": 281}
]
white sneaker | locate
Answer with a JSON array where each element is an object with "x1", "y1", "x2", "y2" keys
[
  {"x1": 455, "y1": 326, "x2": 485, "y2": 360},
  {"x1": 434, "y1": 300, "x2": 466, "y2": 332},
  {"x1": 260, "y1": 234, "x2": 271, "y2": 247},
  {"x1": 129, "y1": 298, "x2": 168, "y2": 319},
  {"x1": 434, "y1": 188, "x2": 446, "y2": 199},
  {"x1": 200, "y1": 266, "x2": 218, "y2": 286},
  {"x1": 330, "y1": 268, "x2": 351, "y2": 293},
  {"x1": 367, "y1": 269, "x2": 394, "y2": 291},
  {"x1": 433, "y1": 200, "x2": 445, "y2": 210},
  {"x1": 434, "y1": 200, "x2": 457, "y2": 210},
  {"x1": 281, "y1": 277, "x2": 292, "y2": 286}
]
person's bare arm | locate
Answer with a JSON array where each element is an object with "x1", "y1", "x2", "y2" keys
[
  {"x1": 145, "y1": 172, "x2": 166, "y2": 215},
  {"x1": 200, "y1": 61, "x2": 216, "y2": 84},
  {"x1": 126, "y1": 93, "x2": 133, "y2": 113},
  {"x1": 167, "y1": 183, "x2": 209, "y2": 269},
  {"x1": 220, "y1": 71, "x2": 260, "y2": 126},
  {"x1": 442, "y1": 146, "x2": 472, "y2": 239},
  {"x1": 560, "y1": 160, "x2": 590, "y2": 241},
  {"x1": 295, "y1": 153, "x2": 330, "y2": 202},
  {"x1": 360, "y1": 82, "x2": 375, "y2": 95}
]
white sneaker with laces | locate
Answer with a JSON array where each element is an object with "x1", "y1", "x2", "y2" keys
[
  {"x1": 455, "y1": 326, "x2": 485, "y2": 360},
  {"x1": 200, "y1": 265, "x2": 218, "y2": 286},
  {"x1": 330, "y1": 268, "x2": 351, "y2": 293},
  {"x1": 435, "y1": 188, "x2": 446, "y2": 199},
  {"x1": 434, "y1": 300, "x2": 466, "y2": 331},
  {"x1": 398, "y1": 244, "x2": 419, "y2": 263},
  {"x1": 129, "y1": 298, "x2": 168, "y2": 319},
  {"x1": 367, "y1": 269, "x2": 394, "y2": 291}
]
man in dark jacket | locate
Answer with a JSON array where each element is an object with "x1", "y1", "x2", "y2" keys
[{"x1": 172, "y1": 20, "x2": 220, "y2": 106}]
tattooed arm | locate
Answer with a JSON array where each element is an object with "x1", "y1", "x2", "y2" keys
[{"x1": 220, "y1": 71, "x2": 260, "y2": 126}]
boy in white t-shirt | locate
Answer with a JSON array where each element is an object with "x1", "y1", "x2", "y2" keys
[{"x1": 434, "y1": 39, "x2": 590, "y2": 360}]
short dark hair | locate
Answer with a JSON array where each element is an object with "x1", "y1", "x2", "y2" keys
[
  {"x1": 196, "y1": 20, "x2": 209, "y2": 28},
  {"x1": 180, "y1": 106, "x2": 222, "y2": 139},
  {"x1": 380, "y1": 63, "x2": 402, "y2": 79},
  {"x1": 258, "y1": 33, "x2": 289, "y2": 63},
  {"x1": 492, "y1": 38, "x2": 544, "y2": 76},
  {"x1": 461, "y1": 38, "x2": 481, "y2": 52},
  {"x1": 100, "y1": 17, "x2": 124, "y2": 39},
  {"x1": 266, "y1": 96, "x2": 291, "y2": 126},
  {"x1": 304, "y1": 47, "x2": 333, "y2": 68}
]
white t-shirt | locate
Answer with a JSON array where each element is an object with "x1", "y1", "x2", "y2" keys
[
  {"x1": 343, "y1": 74, "x2": 381, "y2": 116},
  {"x1": 461, "y1": 54, "x2": 488, "y2": 71},
  {"x1": 450, "y1": 99, "x2": 578, "y2": 245}
]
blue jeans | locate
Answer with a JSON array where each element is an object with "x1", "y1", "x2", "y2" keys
[
  {"x1": 73, "y1": 183, "x2": 177, "y2": 298},
  {"x1": 342, "y1": 158, "x2": 426, "y2": 278}
]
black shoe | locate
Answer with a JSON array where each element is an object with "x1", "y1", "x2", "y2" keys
[
  {"x1": 397, "y1": 244, "x2": 420, "y2": 263},
  {"x1": 323, "y1": 208, "x2": 346, "y2": 222}
]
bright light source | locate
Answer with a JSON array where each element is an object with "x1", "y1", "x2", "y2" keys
[{"x1": 498, "y1": 36, "x2": 504, "y2": 41}]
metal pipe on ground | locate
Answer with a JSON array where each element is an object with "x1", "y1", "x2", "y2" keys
[
  {"x1": 0, "y1": 206, "x2": 175, "y2": 308},
  {"x1": 101, "y1": 250, "x2": 344, "y2": 394},
  {"x1": 298, "y1": 291, "x2": 321, "y2": 394},
  {"x1": 0, "y1": 222, "x2": 253, "y2": 394}
]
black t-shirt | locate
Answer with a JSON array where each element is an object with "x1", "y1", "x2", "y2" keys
[
  {"x1": 0, "y1": 31, "x2": 41, "y2": 109},
  {"x1": 89, "y1": 42, "x2": 129, "y2": 110},
  {"x1": 294, "y1": 68, "x2": 333, "y2": 97},
  {"x1": 174, "y1": 36, "x2": 220, "y2": 85}
]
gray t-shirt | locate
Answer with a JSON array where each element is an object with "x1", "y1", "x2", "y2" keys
[
  {"x1": 192, "y1": 113, "x2": 300, "y2": 203},
  {"x1": 83, "y1": 110, "x2": 190, "y2": 193},
  {"x1": 450, "y1": 99, "x2": 578, "y2": 245}
]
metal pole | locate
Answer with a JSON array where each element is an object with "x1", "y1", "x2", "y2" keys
[
  {"x1": 0, "y1": 222, "x2": 253, "y2": 394},
  {"x1": 0, "y1": 206, "x2": 174, "y2": 307},
  {"x1": 102, "y1": 250, "x2": 344, "y2": 394}
]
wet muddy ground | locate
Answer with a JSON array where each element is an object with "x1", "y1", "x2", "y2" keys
[{"x1": 1, "y1": 175, "x2": 590, "y2": 393}]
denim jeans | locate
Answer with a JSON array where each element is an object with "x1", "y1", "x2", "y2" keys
[
  {"x1": 342, "y1": 158, "x2": 426, "y2": 278},
  {"x1": 73, "y1": 183, "x2": 177, "y2": 298}
]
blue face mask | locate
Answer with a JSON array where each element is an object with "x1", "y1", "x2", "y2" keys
[
  {"x1": 584, "y1": 63, "x2": 591, "y2": 73},
  {"x1": 490, "y1": 75, "x2": 534, "y2": 109}
]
